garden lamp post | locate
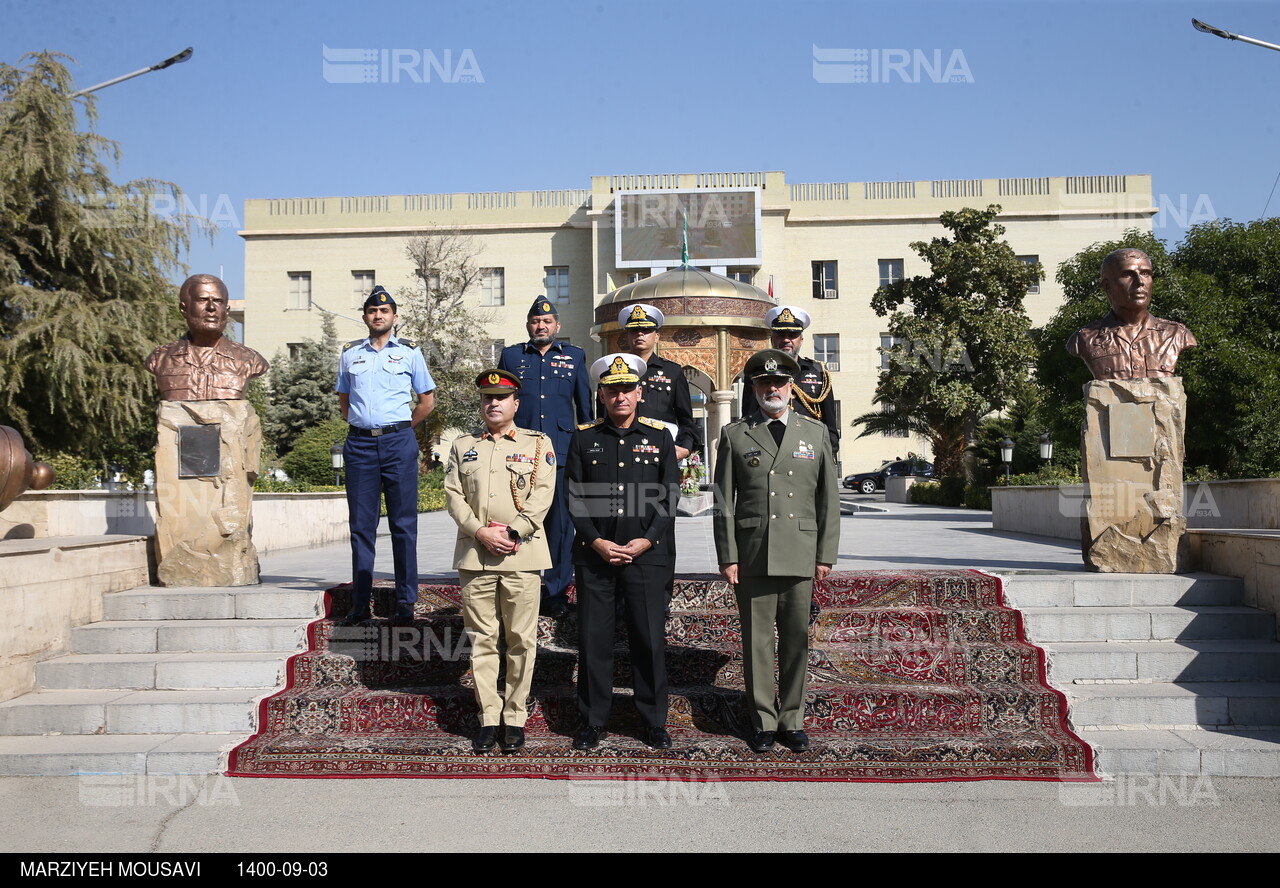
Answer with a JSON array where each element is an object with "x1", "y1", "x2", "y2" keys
[
  {"x1": 999, "y1": 437, "x2": 1014, "y2": 484},
  {"x1": 1039, "y1": 432, "x2": 1054, "y2": 466},
  {"x1": 330, "y1": 441, "x2": 345, "y2": 487}
]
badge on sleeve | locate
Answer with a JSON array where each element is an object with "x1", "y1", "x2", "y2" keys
[{"x1": 546, "y1": 451, "x2": 556, "y2": 466}]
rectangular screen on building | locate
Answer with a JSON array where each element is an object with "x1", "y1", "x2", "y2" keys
[{"x1": 615, "y1": 188, "x2": 761, "y2": 268}]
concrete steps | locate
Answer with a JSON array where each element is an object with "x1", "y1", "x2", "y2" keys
[
  {"x1": 1003, "y1": 571, "x2": 1280, "y2": 777},
  {"x1": 0, "y1": 582, "x2": 317, "y2": 776}
]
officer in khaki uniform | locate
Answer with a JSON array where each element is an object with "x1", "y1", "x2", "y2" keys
[
  {"x1": 714, "y1": 349, "x2": 840, "y2": 754},
  {"x1": 444, "y1": 369, "x2": 556, "y2": 754}
]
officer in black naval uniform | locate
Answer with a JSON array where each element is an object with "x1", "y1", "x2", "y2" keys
[
  {"x1": 498, "y1": 297, "x2": 591, "y2": 618},
  {"x1": 613, "y1": 303, "x2": 699, "y2": 459},
  {"x1": 566, "y1": 353, "x2": 679, "y2": 752},
  {"x1": 743, "y1": 305, "x2": 839, "y2": 458}
]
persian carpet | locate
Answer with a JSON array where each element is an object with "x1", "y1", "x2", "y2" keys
[{"x1": 227, "y1": 570, "x2": 1095, "y2": 781}]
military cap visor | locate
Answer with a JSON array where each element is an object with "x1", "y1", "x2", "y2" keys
[
  {"x1": 475, "y1": 369, "x2": 521, "y2": 394},
  {"x1": 746, "y1": 348, "x2": 800, "y2": 380},
  {"x1": 363, "y1": 286, "x2": 396, "y2": 311},
  {"x1": 764, "y1": 305, "x2": 810, "y2": 332}
]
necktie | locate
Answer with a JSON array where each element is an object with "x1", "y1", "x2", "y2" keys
[{"x1": 769, "y1": 420, "x2": 785, "y2": 446}]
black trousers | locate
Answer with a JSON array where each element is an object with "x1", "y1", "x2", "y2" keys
[{"x1": 575, "y1": 560, "x2": 669, "y2": 729}]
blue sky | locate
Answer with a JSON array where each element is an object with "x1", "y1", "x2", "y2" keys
[{"x1": 4, "y1": 0, "x2": 1279, "y2": 293}]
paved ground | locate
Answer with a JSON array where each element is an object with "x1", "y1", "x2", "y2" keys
[{"x1": 3, "y1": 498, "x2": 1277, "y2": 854}]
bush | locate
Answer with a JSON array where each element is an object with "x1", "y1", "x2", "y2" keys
[
  {"x1": 282, "y1": 419, "x2": 349, "y2": 485},
  {"x1": 38, "y1": 452, "x2": 102, "y2": 489},
  {"x1": 910, "y1": 481, "x2": 943, "y2": 505},
  {"x1": 1005, "y1": 464, "x2": 1083, "y2": 486},
  {"x1": 964, "y1": 484, "x2": 992, "y2": 510}
]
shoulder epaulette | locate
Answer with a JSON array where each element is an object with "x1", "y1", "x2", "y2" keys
[
  {"x1": 343, "y1": 339, "x2": 363, "y2": 350},
  {"x1": 398, "y1": 337, "x2": 418, "y2": 348},
  {"x1": 637, "y1": 417, "x2": 666, "y2": 430},
  {"x1": 577, "y1": 418, "x2": 605, "y2": 430}
]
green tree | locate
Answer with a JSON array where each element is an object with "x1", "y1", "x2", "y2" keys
[
  {"x1": 393, "y1": 229, "x2": 495, "y2": 439},
  {"x1": 264, "y1": 312, "x2": 341, "y2": 454},
  {"x1": 854, "y1": 205, "x2": 1041, "y2": 481},
  {"x1": 0, "y1": 52, "x2": 207, "y2": 467}
]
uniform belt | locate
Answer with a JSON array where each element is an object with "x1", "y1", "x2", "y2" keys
[{"x1": 348, "y1": 421, "x2": 411, "y2": 437}]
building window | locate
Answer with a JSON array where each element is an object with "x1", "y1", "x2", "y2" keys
[
  {"x1": 351, "y1": 270, "x2": 375, "y2": 307},
  {"x1": 728, "y1": 267, "x2": 755, "y2": 284},
  {"x1": 813, "y1": 334, "x2": 840, "y2": 371},
  {"x1": 878, "y1": 259, "x2": 904, "y2": 289},
  {"x1": 1018, "y1": 255, "x2": 1041, "y2": 295},
  {"x1": 287, "y1": 272, "x2": 311, "y2": 310},
  {"x1": 880, "y1": 402, "x2": 910, "y2": 438},
  {"x1": 811, "y1": 261, "x2": 838, "y2": 299},
  {"x1": 880, "y1": 333, "x2": 903, "y2": 371},
  {"x1": 480, "y1": 267, "x2": 505, "y2": 307},
  {"x1": 626, "y1": 271, "x2": 648, "y2": 284},
  {"x1": 287, "y1": 342, "x2": 305, "y2": 361},
  {"x1": 544, "y1": 267, "x2": 569, "y2": 303}
]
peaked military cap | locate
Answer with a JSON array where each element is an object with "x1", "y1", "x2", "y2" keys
[
  {"x1": 745, "y1": 348, "x2": 800, "y2": 381},
  {"x1": 618, "y1": 303, "x2": 664, "y2": 330},
  {"x1": 363, "y1": 285, "x2": 396, "y2": 311},
  {"x1": 475, "y1": 368, "x2": 521, "y2": 394},
  {"x1": 590, "y1": 352, "x2": 647, "y2": 386},
  {"x1": 764, "y1": 305, "x2": 810, "y2": 332}
]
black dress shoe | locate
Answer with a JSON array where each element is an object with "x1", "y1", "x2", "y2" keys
[
  {"x1": 644, "y1": 726, "x2": 672, "y2": 750},
  {"x1": 500, "y1": 726, "x2": 525, "y2": 753},
  {"x1": 573, "y1": 725, "x2": 606, "y2": 750},
  {"x1": 472, "y1": 726, "x2": 498, "y2": 753},
  {"x1": 776, "y1": 730, "x2": 810, "y2": 753},
  {"x1": 335, "y1": 611, "x2": 371, "y2": 626},
  {"x1": 389, "y1": 612, "x2": 416, "y2": 627},
  {"x1": 746, "y1": 730, "x2": 776, "y2": 753}
]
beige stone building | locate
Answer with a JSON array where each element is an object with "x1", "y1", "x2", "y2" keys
[{"x1": 239, "y1": 170, "x2": 1154, "y2": 472}]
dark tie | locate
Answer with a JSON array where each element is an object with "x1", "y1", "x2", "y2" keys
[{"x1": 769, "y1": 420, "x2": 785, "y2": 446}]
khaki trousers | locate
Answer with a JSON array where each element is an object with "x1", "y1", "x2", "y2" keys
[
  {"x1": 735, "y1": 576, "x2": 812, "y2": 732},
  {"x1": 458, "y1": 569, "x2": 540, "y2": 727}
]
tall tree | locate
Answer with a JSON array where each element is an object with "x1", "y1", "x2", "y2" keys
[
  {"x1": 0, "y1": 52, "x2": 207, "y2": 464},
  {"x1": 264, "y1": 312, "x2": 341, "y2": 454},
  {"x1": 856, "y1": 205, "x2": 1041, "y2": 481},
  {"x1": 393, "y1": 229, "x2": 495, "y2": 439}
]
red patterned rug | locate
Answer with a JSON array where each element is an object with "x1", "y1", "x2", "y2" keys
[{"x1": 227, "y1": 570, "x2": 1095, "y2": 781}]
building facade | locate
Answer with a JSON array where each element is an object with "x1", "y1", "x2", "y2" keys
[{"x1": 240, "y1": 170, "x2": 1154, "y2": 472}]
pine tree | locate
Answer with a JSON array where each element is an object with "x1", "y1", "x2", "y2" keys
[
  {"x1": 0, "y1": 52, "x2": 208, "y2": 466},
  {"x1": 264, "y1": 313, "x2": 341, "y2": 454}
]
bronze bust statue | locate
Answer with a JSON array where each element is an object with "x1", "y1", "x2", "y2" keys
[
  {"x1": 145, "y1": 274, "x2": 269, "y2": 400},
  {"x1": 1067, "y1": 248, "x2": 1196, "y2": 380}
]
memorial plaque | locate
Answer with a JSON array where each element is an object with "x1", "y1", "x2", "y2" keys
[
  {"x1": 178, "y1": 424, "x2": 221, "y2": 477},
  {"x1": 1108, "y1": 402, "x2": 1155, "y2": 459}
]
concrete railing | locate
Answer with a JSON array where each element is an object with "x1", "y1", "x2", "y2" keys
[{"x1": 0, "y1": 490, "x2": 349, "y2": 554}]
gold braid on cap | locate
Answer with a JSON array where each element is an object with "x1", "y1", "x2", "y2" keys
[
  {"x1": 508, "y1": 434, "x2": 545, "y2": 517},
  {"x1": 790, "y1": 364, "x2": 832, "y2": 420}
]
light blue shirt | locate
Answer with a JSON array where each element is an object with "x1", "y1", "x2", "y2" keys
[{"x1": 336, "y1": 336, "x2": 435, "y2": 429}]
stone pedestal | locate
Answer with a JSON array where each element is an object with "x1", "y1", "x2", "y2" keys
[
  {"x1": 154, "y1": 400, "x2": 261, "y2": 586},
  {"x1": 1080, "y1": 378, "x2": 1187, "y2": 573}
]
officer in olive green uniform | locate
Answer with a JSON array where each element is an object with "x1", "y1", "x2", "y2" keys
[
  {"x1": 714, "y1": 349, "x2": 840, "y2": 754},
  {"x1": 444, "y1": 369, "x2": 556, "y2": 754}
]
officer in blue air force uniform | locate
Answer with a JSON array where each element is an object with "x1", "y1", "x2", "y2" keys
[
  {"x1": 335, "y1": 286, "x2": 436, "y2": 625},
  {"x1": 498, "y1": 297, "x2": 591, "y2": 618}
]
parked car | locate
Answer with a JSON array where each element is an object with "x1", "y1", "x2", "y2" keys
[{"x1": 842, "y1": 459, "x2": 935, "y2": 494}]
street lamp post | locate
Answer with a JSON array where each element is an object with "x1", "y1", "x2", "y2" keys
[
  {"x1": 1039, "y1": 433, "x2": 1055, "y2": 466},
  {"x1": 73, "y1": 48, "x2": 194, "y2": 97},
  {"x1": 999, "y1": 437, "x2": 1014, "y2": 484},
  {"x1": 1192, "y1": 19, "x2": 1280, "y2": 53},
  {"x1": 330, "y1": 442, "x2": 345, "y2": 487}
]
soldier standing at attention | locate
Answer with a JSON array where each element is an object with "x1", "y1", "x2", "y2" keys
[
  {"x1": 715, "y1": 349, "x2": 840, "y2": 754},
  {"x1": 499, "y1": 297, "x2": 591, "y2": 619},
  {"x1": 444, "y1": 370, "x2": 556, "y2": 754},
  {"x1": 566, "y1": 353, "x2": 680, "y2": 752},
  {"x1": 743, "y1": 306, "x2": 840, "y2": 458},
  {"x1": 335, "y1": 286, "x2": 435, "y2": 626}
]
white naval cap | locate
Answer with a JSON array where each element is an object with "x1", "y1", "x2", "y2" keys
[
  {"x1": 764, "y1": 305, "x2": 811, "y2": 332},
  {"x1": 618, "y1": 303, "x2": 664, "y2": 330},
  {"x1": 589, "y1": 352, "x2": 647, "y2": 386}
]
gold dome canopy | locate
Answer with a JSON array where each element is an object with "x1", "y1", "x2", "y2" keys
[{"x1": 592, "y1": 264, "x2": 773, "y2": 337}]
